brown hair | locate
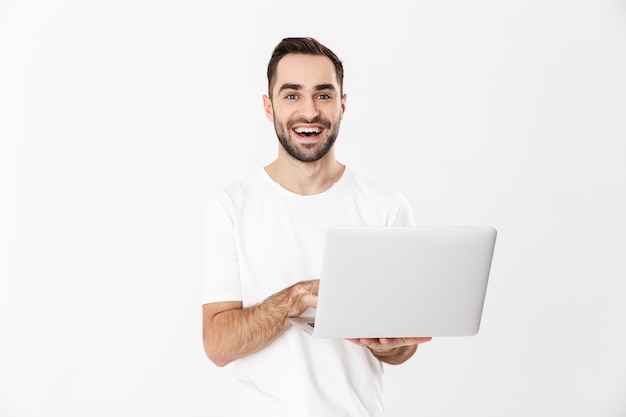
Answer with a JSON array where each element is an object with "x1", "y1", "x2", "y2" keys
[{"x1": 266, "y1": 37, "x2": 344, "y2": 98}]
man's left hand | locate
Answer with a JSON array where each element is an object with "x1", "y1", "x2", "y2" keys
[
  {"x1": 348, "y1": 337, "x2": 432, "y2": 352},
  {"x1": 347, "y1": 337, "x2": 432, "y2": 365}
]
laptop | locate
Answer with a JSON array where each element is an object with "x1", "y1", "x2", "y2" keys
[{"x1": 289, "y1": 226, "x2": 497, "y2": 338}]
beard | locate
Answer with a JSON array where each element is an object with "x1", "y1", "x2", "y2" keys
[{"x1": 273, "y1": 115, "x2": 340, "y2": 163}]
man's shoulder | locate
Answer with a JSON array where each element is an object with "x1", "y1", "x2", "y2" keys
[
  {"x1": 343, "y1": 168, "x2": 414, "y2": 226},
  {"x1": 343, "y1": 169, "x2": 404, "y2": 200},
  {"x1": 212, "y1": 169, "x2": 266, "y2": 198}
]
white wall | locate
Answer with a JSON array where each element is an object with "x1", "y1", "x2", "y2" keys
[{"x1": 1, "y1": 0, "x2": 625, "y2": 416}]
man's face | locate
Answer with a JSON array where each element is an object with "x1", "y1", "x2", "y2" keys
[{"x1": 264, "y1": 54, "x2": 346, "y2": 163}]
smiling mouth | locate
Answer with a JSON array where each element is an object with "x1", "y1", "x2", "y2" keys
[{"x1": 294, "y1": 126, "x2": 322, "y2": 137}]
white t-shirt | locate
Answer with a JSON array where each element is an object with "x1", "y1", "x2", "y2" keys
[{"x1": 202, "y1": 167, "x2": 415, "y2": 417}]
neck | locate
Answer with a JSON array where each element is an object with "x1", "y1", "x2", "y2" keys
[{"x1": 264, "y1": 148, "x2": 345, "y2": 196}]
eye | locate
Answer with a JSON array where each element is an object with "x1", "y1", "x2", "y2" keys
[
  {"x1": 285, "y1": 93, "x2": 298, "y2": 100},
  {"x1": 317, "y1": 93, "x2": 331, "y2": 100}
]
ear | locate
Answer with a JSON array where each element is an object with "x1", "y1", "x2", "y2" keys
[
  {"x1": 263, "y1": 95, "x2": 273, "y2": 121},
  {"x1": 340, "y1": 93, "x2": 347, "y2": 120}
]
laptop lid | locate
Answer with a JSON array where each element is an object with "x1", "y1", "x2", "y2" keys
[{"x1": 305, "y1": 226, "x2": 497, "y2": 338}]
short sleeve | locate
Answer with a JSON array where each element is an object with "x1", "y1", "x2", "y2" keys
[
  {"x1": 201, "y1": 195, "x2": 243, "y2": 305},
  {"x1": 391, "y1": 192, "x2": 416, "y2": 227}
]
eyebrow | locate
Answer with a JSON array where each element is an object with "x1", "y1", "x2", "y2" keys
[{"x1": 278, "y1": 83, "x2": 337, "y2": 93}]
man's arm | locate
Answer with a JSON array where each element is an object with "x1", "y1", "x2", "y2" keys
[
  {"x1": 202, "y1": 279, "x2": 319, "y2": 367},
  {"x1": 349, "y1": 337, "x2": 433, "y2": 365}
]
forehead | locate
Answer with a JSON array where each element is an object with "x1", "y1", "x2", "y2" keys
[{"x1": 273, "y1": 54, "x2": 339, "y2": 92}]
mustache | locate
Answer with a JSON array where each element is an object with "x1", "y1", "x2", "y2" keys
[{"x1": 287, "y1": 116, "x2": 331, "y2": 129}]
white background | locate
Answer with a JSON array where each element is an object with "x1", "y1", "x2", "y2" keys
[{"x1": 1, "y1": 0, "x2": 625, "y2": 416}]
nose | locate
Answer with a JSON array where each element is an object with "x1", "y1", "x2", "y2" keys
[{"x1": 299, "y1": 96, "x2": 319, "y2": 121}]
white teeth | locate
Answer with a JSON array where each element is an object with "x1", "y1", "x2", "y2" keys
[{"x1": 295, "y1": 127, "x2": 321, "y2": 134}]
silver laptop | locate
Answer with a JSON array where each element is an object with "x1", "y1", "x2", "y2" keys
[{"x1": 289, "y1": 226, "x2": 497, "y2": 338}]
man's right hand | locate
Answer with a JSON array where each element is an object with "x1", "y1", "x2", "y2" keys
[
  {"x1": 202, "y1": 279, "x2": 320, "y2": 367},
  {"x1": 285, "y1": 279, "x2": 319, "y2": 316}
]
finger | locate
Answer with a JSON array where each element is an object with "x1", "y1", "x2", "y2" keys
[
  {"x1": 406, "y1": 337, "x2": 433, "y2": 344},
  {"x1": 346, "y1": 339, "x2": 372, "y2": 348},
  {"x1": 309, "y1": 279, "x2": 320, "y2": 295},
  {"x1": 346, "y1": 338, "x2": 375, "y2": 347},
  {"x1": 377, "y1": 337, "x2": 432, "y2": 347},
  {"x1": 302, "y1": 294, "x2": 318, "y2": 308}
]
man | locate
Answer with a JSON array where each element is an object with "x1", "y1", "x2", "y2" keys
[{"x1": 202, "y1": 37, "x2": 431, "y2": 416}]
